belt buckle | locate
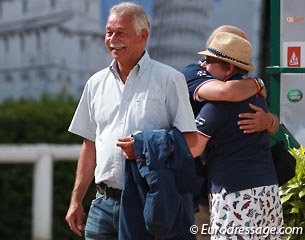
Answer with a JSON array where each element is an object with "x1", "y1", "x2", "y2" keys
[
  {"x1": 97, "y1": 183, "x2": 121, "y2": 199},
  {"x1": 96, "y1": 184, "x2": 108, "y2": 197}
]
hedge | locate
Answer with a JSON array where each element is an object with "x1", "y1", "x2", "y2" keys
[
  {"x1": 0, "y1": 94, "x2": 95, "y2": 240},
  {"x1": 0, "y1": 94, "x2": 81, "y2": 143}
]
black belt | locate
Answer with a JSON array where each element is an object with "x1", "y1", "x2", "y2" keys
[{"x1": 96, "y1": 182, "x2": 122, "y2": 199}]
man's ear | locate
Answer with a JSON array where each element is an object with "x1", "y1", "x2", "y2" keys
[{"x1": 140, "y1": 28, "x2": 149, "y2": 42}]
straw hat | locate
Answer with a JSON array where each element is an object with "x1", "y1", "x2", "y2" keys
[{"x1": 198, "y1": 32, "x2": 256, "y2": 71}]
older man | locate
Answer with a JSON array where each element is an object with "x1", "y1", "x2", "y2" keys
[{"x1": 65, "y1": 2, "x2": 198, "y2": 240}]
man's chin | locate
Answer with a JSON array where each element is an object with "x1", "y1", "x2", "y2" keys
[
  {"x1": 111, "y1": 50, "x2": 124, "y2": 59},
  {"x1": 111, "y1": 54, "x2": 123, "y2": 63}
]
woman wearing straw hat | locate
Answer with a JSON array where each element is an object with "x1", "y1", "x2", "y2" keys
[
  {"x1": 182, "y1": 25, "x2": 279, "y2": 137},
  {"x1": 190, "y1": 32, "x2": 284, "y2": 240}
]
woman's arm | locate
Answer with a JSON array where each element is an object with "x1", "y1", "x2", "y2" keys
[{"x1": 184, "y1": 132, "x2": 209, "y2": 158}]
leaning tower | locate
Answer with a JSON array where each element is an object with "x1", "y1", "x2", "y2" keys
[{"x1": 148, "y1": 0, "x2": 212, "y2": 71}]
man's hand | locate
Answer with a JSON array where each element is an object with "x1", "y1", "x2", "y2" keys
[
  {"x1": 117, "y1": 137, "x2": 136, "y2": 160},
  {"x1": 238, "y1": 103, "x2": 274, "y2": 134},
  {"x1": 65, "y1": 201, "x2": 85, "y2": 237}
]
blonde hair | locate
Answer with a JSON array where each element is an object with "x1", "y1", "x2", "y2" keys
[{"x1": 110, "y1": 2, "x2": 150, "y2": 35}]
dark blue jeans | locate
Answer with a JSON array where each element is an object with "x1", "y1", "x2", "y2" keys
[{"x1": 85, "y1": 192, "x2": 120, "y2": 240}]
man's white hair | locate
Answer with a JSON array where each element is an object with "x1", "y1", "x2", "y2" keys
[{"x1": 110, "y1": 2, "x2": 150, "y2": 35}]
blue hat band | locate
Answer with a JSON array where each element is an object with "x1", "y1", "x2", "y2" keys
[{"x1": 208, "y1": 47, "x2": 250, "y2": 66}]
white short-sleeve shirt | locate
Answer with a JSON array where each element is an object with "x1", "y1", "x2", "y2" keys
[{"x1": 69, "y1": 52, "x2": 196, "y2": 189}]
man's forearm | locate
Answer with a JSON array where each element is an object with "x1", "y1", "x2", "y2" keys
[
  {"x1": 71, "y1": 139, "x2": 96, "y2": 203},
  {"x1": 266, "y1": 113, "x2": 279, "y2": 136}
]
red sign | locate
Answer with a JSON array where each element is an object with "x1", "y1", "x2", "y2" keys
[{"x1": 287, "y1": 46, "x2": 301, "y2": 67}]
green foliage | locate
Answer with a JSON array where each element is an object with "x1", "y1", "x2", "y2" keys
[
  {"x1": 279, "y1": 146, "x2": 305, "y2": 240},
  {"x1": 0, "y1": 95, "x2": 97, "y2": 240},
  {"x1": 0, "y1": 93, "x2": 81, "y2": 143},
  {"x1": 0, "y1": 164, "x2": 33, "y2": 240}
]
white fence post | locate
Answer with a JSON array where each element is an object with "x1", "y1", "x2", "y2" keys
[
  {"x1": 0, "y1": 144, "x2": 81, "y2": 240},
  {"x1": 32, "y1": 153, "x2": 53, "y2": 240}
]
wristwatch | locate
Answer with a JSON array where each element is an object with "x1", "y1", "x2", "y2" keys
[{"x1": 255, "y1": 77, "x2": 265, "y2": 92}]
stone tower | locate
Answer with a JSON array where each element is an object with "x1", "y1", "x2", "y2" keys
[{"x1": 148, "y1": 0, "x2": 212, "y2": 70}]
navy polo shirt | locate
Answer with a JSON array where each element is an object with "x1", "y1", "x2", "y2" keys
[
  {"x1": 182, "y1": 60, "x2": 214, "y2": 117},
  {"x1": 196, "y1": 76, "x2": 278, "y2": 193}
]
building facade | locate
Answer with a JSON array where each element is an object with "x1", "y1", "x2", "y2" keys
[{"x1": 0, "y1": 0, "x2": 111, "y2": 101}]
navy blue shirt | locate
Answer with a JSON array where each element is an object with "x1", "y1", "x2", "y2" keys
[
  {"x1": 196, "y1": 76, "x2": 278, "y2": 193},
  {"x1": 182, "y1": 60, "x2": 214, "y2": 117}
]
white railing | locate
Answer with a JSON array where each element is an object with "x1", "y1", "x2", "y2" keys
[{"x1": 0, "y1": 144, "x2": 82, "y2": 240}]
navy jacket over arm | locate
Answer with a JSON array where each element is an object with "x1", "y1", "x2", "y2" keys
[{"x1": 119, "y1": 128, "x2": 204, "y2": 240}]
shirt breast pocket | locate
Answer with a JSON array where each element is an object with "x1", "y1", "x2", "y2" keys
[{"x1": 135, "y1": 96, "x2": 168, "y2": 129}]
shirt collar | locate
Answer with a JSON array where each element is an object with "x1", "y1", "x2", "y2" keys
[{"x1": 109, "y1": 50, "x2": 150, "y2": 78}]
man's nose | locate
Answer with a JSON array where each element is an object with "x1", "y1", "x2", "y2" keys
[{"x1": 108, "y1": 33, "x2": 118, "y2": 43}]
